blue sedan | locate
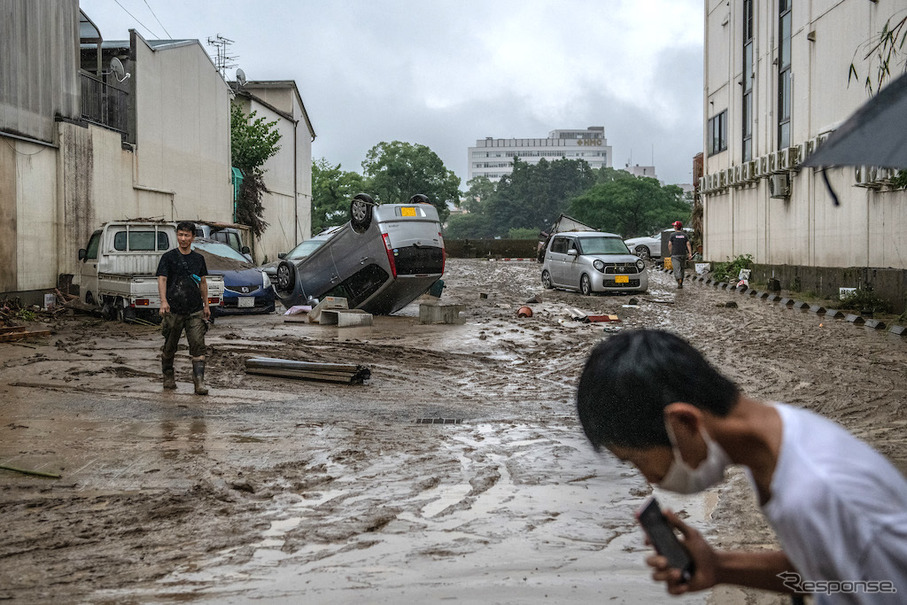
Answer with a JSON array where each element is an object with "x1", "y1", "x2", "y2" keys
[{"x1": 191, "y1": 238, "x2": 275, "y2": 315}]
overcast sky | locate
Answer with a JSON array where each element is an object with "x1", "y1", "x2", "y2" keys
[{"x1": 79, "y1": 0, "x2": 704, "y2": 186}]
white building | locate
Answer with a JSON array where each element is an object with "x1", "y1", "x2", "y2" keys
[
  {"x1": 231, "y1": 81, "x2": 316, "y2": 263},
  {"x1": 700, "y1": 0, "x2": 907, "y2": 311},
  {"x1": 468, "y1": 126, "x2": 613, "y2": 183}
]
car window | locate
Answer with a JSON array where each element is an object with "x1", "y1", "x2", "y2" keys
[
  {"x1": 113, "y1": 230, "x2": 169, "y2": 251},
  {"x1": 550, "y1": 237, "x2": 568, "y2": 254},
  {"x1": 85, "y1": 232, "x2": 101, "y2": 260},
  {"x1": 576, "y1": 236, "x2": 631, "y2": 255},
  {"x1": 192, "y1": 240, "x2": 252, "y2": 263},
  {"x1": 286, "y1": 239, "x2": 326, "y2": 261}
]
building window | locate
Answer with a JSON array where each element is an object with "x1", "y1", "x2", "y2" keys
[
  {"x1": 742, "y1": 0, "x2": 754, "y2": 161},
  {"x1": 778, "y1": 0, "x2": 791, "y2": 149},
  {"x1": 708, "y1": 110, "x2": 727, "y2": 155}
]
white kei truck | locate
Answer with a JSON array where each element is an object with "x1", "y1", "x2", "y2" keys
[{"x1": 77, "y1": 220, "x2": 224, "y2": 322}]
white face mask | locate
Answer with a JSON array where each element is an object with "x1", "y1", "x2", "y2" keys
[{"x1": 657, "y1": 423, "x2": 732, "y2": 494}]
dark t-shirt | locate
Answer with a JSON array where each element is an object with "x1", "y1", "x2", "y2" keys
[
  {"x1": 668, "y1": 232, "x2": 690, "y2": 257},
  {"x1": 156, "y1": 248, "x2": 208, "y2": 314}
]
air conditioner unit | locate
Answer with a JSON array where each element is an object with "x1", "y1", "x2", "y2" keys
[
  {"x1": 769, "y1": 172, "x2": 790, "y2": 198},
  {"x1": 719, "y1": 169, "x2": 729, "y2": 188},
  {"x1": 787, "y1": 145, "x2": 802, "y2": 169},
  {"x1": 698, "y1": 176, "x2": 707, "y2": 191},
  {"x1": 767, "y1": 151, "x2": 779, "y2": 173},
  {"x1": 804, "y1": 137, "x2": 818, "y2": 157},
  {"x1": 742, "y1": 162, "x2": 752, "y2": 182},
  {"x1": 732, "y1": 165, "x2": 743, "y2": 184},
  {"x1": 757, "y1": 155, "x2": 769, "y2": 177}
]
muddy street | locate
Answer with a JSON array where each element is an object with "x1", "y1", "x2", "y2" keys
[{"x1": 1, "y1": 259, "x2": 905, "y2": 604}]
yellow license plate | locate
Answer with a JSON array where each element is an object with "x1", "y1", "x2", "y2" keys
[
  {"x1": 615, "y1": 275, "x2": 629, "y2": 284},
  {"x1": 401, "y1": 207, "x2": 417, "y2": 217}
]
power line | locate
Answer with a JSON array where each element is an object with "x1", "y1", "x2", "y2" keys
[
  {"x1": 111, "y1": 0, "x2": 160, "y2": 39},
  {"x1": 142, "y1": 0, "x2": 172, "y2": 39}
]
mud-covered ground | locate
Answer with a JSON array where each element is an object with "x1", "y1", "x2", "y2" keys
[{"x1": 1, "y1": 259, "x2": 904, "y2": 604}]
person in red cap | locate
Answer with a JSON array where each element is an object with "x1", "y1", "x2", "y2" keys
[{"x1": 668, "y1": 221, "x2": 692, "y2": 288}]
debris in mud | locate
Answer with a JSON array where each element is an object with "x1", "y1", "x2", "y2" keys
[
  {"x1": 717, "y1": 301, "x2": 739, "y2": 308},
  {"x1": 245, "y1": 357, "x2": 371, "y2": 384},
  {"x1": 517, "y1": 306, "x2": 533, "y2": 318},
  {"x1": 0, "y1": 326, "x2": 52, "y2": 342}
]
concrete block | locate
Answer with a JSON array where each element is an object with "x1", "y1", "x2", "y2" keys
[
  {"x1": 747, "y1": 289, "x2": 759, "y2": 297},
  {"x1": 824, "y1": 309, "x2": 844, "y2": 319},
  {"x1": 792, "y1": 301, "x2": 810, "y2": 310},
  {"x1": 809, "y1": 305, "x2": 826, "y2": 314},
  {"x1": 889, "y1": 325, "x2": 907, "y2": 336},
  {"x1": 419, "y1": 303, "x2": 465, "y2": 324},
  {"x1": 308, "y1": 296, "x2": 348, "y2": 323},
  {"x1": 845, "y1": 314, "x2": 865, "y2": 325},
  {"x1": 757, "y1": 291, "x2": 770, "y2": 299},
  {"x1": 779, "y1": 297, "x2": 796, "y2": 307},
  {"x1": 319, "y1": 309, "x2": 373, "y2": 327},
  {"x1": 864, "y1": 319, "x2": 887, "y2": 330},
  {"x1": 717, "y1": 282, "x2": 729, "y2": 289},
  {"x1": 766, "y1": 294, "x2": 782, "y2": 303}
]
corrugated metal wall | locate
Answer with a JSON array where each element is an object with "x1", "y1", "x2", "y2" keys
[{"x1": 0, "y1": 0, "x2": 81, "y2": 142}]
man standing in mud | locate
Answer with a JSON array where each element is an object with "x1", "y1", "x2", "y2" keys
[
  {"x1": 577, "y1": 329, "x2": 907, "y2": 604},
  {"x1": 668, "y1": 221, "x2": 692, "y2": 288},
  {"x1": 156, "y1": 221, "x2": 210, "y2": 395}
]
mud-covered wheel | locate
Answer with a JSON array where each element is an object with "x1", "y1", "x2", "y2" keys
[
  {"x1": 635, "y1": 245, "x2": 651, "y2": 260},
  {"x1": 350, "y1": 193, "x2": 375, "y2": 233},
  {"x1": 275, "y1": 260, "x2": 297, "y2": 296},
  {"x1": 580, "y1": 274, "x2": 592, "y2": 296},
  {"x1": 541, "y1": 269, "x2": 553, "y2": 289}
]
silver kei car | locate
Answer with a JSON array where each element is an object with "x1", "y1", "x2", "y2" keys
[{"x1": 541, "y1": 231, "x2": 648, "y2": 294}]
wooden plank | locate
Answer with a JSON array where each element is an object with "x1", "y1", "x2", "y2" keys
[
  {"x1": 246, "y1": 357, "x2": 363, "y2": 373},
  {"x1": 0, "y1": 330, "x2": 51, "y2": 342},
  {"x1": 245, "y1": 367, "x2": 367, "y2": 384}
]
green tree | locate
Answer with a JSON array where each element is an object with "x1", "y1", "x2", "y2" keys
[
  {"x1": 487, "y1": 158, "x2": 595, "y2": 234},
  {"x1": 231, "y1": 103, "x2": 282, "y2": 237},
  {"x1": 568, "y1": 176, "x2": 690, "y2": 237},
  {"x1": 311, "y1": 158, "x2": 365, "y2": 232},
  {"x1": 463, "y1": 175, "x2": 496, "y2": 214},
  {"x1": 443, "y1": 212, "x2": 495, "y2": 239},
  {"x1": 361, "y1": 141, "x2": 460, "y2": 221}
]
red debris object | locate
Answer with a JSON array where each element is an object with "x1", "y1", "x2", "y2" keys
[
  {"x1": 517, "y1": 306, "x2": 533, "y2": 318},
  {"x1": 585, "y1": 314, "x2": 620, "y2": 323}
]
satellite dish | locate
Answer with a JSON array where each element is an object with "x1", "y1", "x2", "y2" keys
[
  {"x1": 109, "y1": 57, "x2": 130, "y2": 82},
  {"x1": 236, "y1": 68, "x2": 247, "y2": 86}
]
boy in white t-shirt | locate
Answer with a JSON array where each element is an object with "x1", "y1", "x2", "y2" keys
[{"x1": 576, "y1": 329, "x2": 907, "y2": 604}]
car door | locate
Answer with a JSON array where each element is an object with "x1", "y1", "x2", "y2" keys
[
  {"x1": 78, "y1": 231, "x2": 102, "y2": 304},
  {"x1": 547, "y1": 236, "x2": 570, "y2": 286}
]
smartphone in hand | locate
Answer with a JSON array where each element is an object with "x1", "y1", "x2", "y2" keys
[{"x1": 636, "y1": 497, "x2": 695, "y2": 583}]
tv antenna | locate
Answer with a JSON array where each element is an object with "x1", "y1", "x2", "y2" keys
[
  {"x1": 108, "y1": 57, "x2": 131, "y2": 83},
  {"x1": 207, "y1": 34, "x2": 238, "y2": 77}
]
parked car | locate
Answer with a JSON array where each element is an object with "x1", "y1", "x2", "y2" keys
[
  {"x1": 274, "y1": 193, "x2": 445, "y2": 314},
  {"x1": 541, "y1": 231, "x2": 647, "y2": 294},
  {"x1": 260, "y1": 225, "x2": 345, "y2": 279},
  {"x1": 191, "y1": 238, "x2": 275, "y2": 315},
  {"x1": 193, "y1": 223, "x2": 253, "y2": 261},
  {"x1": 623, "y1": 227, "x2": 693, "y2": 260}
]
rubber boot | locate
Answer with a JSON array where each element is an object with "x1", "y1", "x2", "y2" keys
[
  {"x1": 677, "y1": 279, "x2": 683, "y2": 289},
  {"x1": 192, "y1": 360, "x2": 208, "y2": 395},
  {"x1": 162, "y1": 357, "x2": 177, "y2": 390}
]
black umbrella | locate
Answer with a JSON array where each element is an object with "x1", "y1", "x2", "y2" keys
[{"x1": 803, "y1": 70, "x2": 907, "y2": 168}]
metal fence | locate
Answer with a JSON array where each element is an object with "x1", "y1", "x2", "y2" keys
[{"x1": 80, "y1": 72, "x2": 128, "y2": 134}]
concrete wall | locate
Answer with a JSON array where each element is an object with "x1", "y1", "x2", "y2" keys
[
  {"x1": 131, "y1": 34, "x2": 233, "y2": 222},
  {"x1": 701, "y1": 0, "x2": 907, "y2": 312}
]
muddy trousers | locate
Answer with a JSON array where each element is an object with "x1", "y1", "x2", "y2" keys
[
  {"x1": 671, "y1": 256, "x2": 687, "y2": 285},
  {"x1": 160, "y1": 311, "x2": 208, "y2": 394}
]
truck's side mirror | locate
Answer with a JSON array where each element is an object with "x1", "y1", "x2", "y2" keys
[{"x1": 78, "y1": 249, "x2": 87, "y2": 261}]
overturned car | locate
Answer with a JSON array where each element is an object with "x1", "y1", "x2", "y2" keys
[{"x1": 273, "y1": 194, "x2": 445, "y2": 315}]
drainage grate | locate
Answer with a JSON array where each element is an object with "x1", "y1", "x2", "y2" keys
[{"x1": 413, "y1": 418, "x2": 463, "y2": 425}]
